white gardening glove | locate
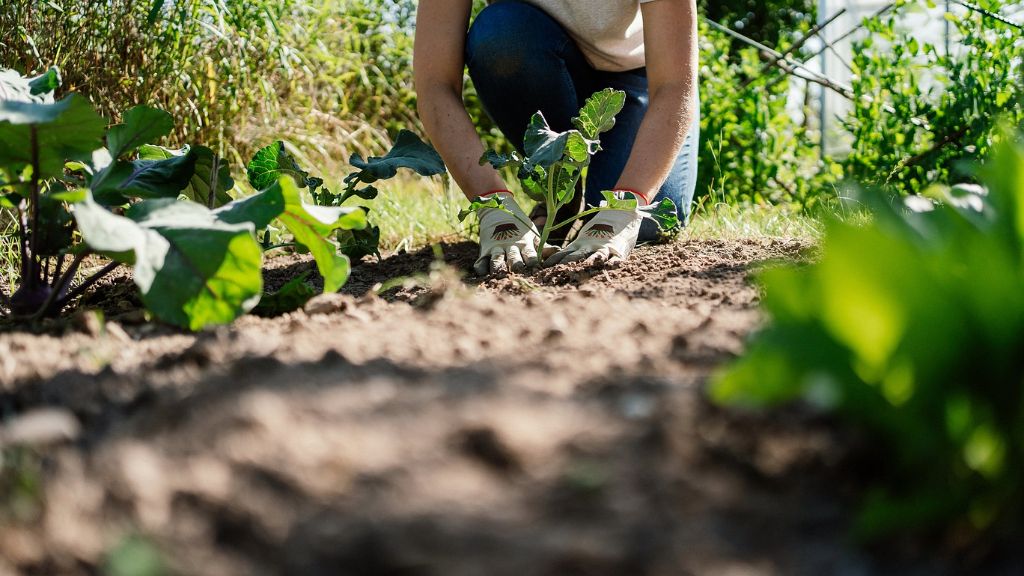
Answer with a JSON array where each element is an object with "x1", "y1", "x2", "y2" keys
[
  {"x1": 544, "y1": 193, "x2": 645, "y2": 267},
  {"x1": 475, "y1": 192, "x2": 544, "y2": 275}
]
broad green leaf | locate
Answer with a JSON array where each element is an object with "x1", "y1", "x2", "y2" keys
[
  {"x1": 572, "y1": 88, "x2": 627, "y2": 140},
  {"x1": 523, "y1": 112, "x2": 570, "y2": 169},
  {"x1": 217, "y1": 177, "x2": 366, "y2": 292},
  {"x1": 91, "y1": 154, "x2": 196, "y2": 204},
  {"x1": 0, "y1": 67, "x2": 59, "y2": 103},
  {"x1": 140, "y1": 144, "x2": 234, "y2": 207},
  {"x1": 0, "y1": 95, "x2": 107, "y2": 178},
  {"x1": 246, "y1": 141, "x2": 309, "y2": 191},
  {"x1": 348, "y1": 129, "x2": 446, "y2": 184},
  {"x1": 73, "y1": 194, "x2": 263, "y2": 330},
  {"x1": 106, "y1": 106, "x2": 173, "y2": 159}
]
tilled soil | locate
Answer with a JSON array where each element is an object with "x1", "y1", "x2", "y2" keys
[{"x1": 0, "y1": 239, "x2": 978, "y2": 576}]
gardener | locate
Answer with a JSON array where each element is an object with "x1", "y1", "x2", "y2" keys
[{"x1": 414, "y1": 0, "x2": 699, "y2": 274}]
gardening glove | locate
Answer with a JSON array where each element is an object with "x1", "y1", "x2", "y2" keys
[
  {"x1": 544, "y1": 192, "x2": 645, "y2": 267},
  {"x1": 474, "y1": 192, "x2": 546, "y2": 275}
]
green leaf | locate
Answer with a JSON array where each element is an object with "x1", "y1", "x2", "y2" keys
[
  {"x1": 645, "y1": 198, "x2": 682, "y2": 238},
  {"x1": 217, "y1": 177, "x2": 366, "y2": 292},
  {"x1": 479, "y1": 150, "x2": 522, "y2": 171},
  {"x1": 35, "y1": 193, "x2": 74, "y2": 256},
  {"x1": 337, "y1": 224, "x2": 381, "y2": 261},
  {"x1": 348, "y1": 130, "x2": 446, "y2": 184},
  {"x1": 92, "y1": 153, "x2": 197, "y2": 204},
  {"x1": 599, "y1": 190, "x2": 640, "y2": 210},
  {"x1": 0, "y1": 67, "x2": 59, "y2": 103},
  {"x1": 106, "y1": 105, "x2": 174, "y2": 159},
  {"x1": 140, "y1": 144, "x2": 234, "y2": 207},
  {"x1": 27, "y1": 67, "x2": 61, "y2": 98},
  {"x1": 0, "y1": 95, "x2": 107, "y2": 178},
  {"x1": 572, "y1": 88, "x2": 627, "y2": 140},
  {"x1": 252, "y1": 272, "x2": 316, "y2": 317},
  {"x1": 457, "y1": 195, "x2": 502, "y2": 222},
  {"x1": 247, "y1": 141, "x2": 309, "y2": 191},
  {"x1": 73, "y1": 194, "x2": 263, "y2": 330}
]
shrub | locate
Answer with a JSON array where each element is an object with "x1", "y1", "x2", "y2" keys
[
  {"x1": 712, "y1": 134, "x2": 1024, "y2": 542},
  {"x1": 842, "y1": 0, "x2": 1024, "y2": 195}
]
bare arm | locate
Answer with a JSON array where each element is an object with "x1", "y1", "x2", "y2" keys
[
  {"x1": 614, "y1": 0, "x2": 699, "y2": 202},
  {"x1": 414, "y1": 0, "x2": 505, "y2": 200}
]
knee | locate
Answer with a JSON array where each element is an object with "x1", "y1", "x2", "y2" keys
[{"x1": 466, "y1": 1, "x2": 559, "y2": 78}]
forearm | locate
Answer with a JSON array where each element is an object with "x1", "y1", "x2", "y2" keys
[
  {"x1": 614, "y1": 82, "x2": 697, "y2": 201},
  {"x1": 417, "y1": 85, "x2": 505, "y2": 200}
]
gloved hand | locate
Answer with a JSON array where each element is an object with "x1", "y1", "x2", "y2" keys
[
  {"x1": 474, "y1": 191, "x2": 544, "y2": 275},
  {"x1": 543, "y1": 191, "x2": 646, "y2": 267}
]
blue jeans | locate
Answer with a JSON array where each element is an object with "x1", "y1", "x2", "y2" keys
[{"x1": 465, "y1": 0, "x2": 699, "y2": 240}]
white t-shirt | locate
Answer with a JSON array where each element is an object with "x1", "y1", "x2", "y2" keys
[{"x1": 511, "y1": 0, "x2": 656, "y2": 72}]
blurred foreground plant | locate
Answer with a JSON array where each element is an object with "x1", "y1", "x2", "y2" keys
[{"x1": 713, "y1": 134, "x2": 1024, "y2": 543}]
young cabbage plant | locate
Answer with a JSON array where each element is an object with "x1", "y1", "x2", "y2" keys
[
  {"x1": 458, "y1": 88, "x2": 680, "y2": 261},
  {"x1": 246, "y1": 130, "x2": 445, "y2": 263}
]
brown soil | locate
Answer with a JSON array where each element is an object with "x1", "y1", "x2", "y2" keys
[{"x1": 0, "y1": 239, "x2": 982, "y2": 576}]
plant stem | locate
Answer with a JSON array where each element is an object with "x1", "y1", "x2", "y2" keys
[
  {"x1": 208, "y1": 153, "x2": 220, "y2": 209},
  {"x1": 30, "y1": 252, "x2": 85, "y2": 319},
  {"x1": 548, "y1": 207, "x2": 606, "y2": 233},
  {"x1": 28, "y1": 126, "x2": 40, "y2": 289},
  {"x1": 53, "y1": 261, "x2": 120, "y2": 312},
  {"x1": 51, "y1": 253, "x2": 67, "y2": 289}
]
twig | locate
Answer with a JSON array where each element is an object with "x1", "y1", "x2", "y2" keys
[
  {"x1": 886, "y1": 125, "x2": 972, "y2": 184},
  {"x1": 743, "y1": 8, "x2": 847, "y2": 89},
  {"x1": 53, "y1": 261, "x2": 120, "y2": 311},
  {"x1": 801, "y1": 3, "x2": 896, "y2": 64},
  {"x1": 703, "y1": 17, "x2": 856, "y2": 100},
  {"x1": 950, "y1": 0, "x2": 1023, "y2": 31}
]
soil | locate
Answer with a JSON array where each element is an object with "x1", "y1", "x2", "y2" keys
[{"x1": 0, "y1": 239, "x2": 1007, "y2": 576}]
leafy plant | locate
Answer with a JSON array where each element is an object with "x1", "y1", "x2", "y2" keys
[
  {"x1": 0, "y1": 67, "x2": 444, "y2": 330},
  {"x1": 459, "y1": 88, "x2": 681, "y2": 258},
  {"x1": 246, "y1": 130, "x2": 445, "y2": 265},
  {"x1": 712, "y1": 135, "x2": 1024, "y2": 543},
  {"x1": 842, "y1": 0, "x2": 1024, "y2": 195}
]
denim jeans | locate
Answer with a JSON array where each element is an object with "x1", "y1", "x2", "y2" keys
[{"x1": 465, "y1": 0, "x2": 699, "y2": 240}]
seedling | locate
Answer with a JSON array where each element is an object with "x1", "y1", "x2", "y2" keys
[{"x1": 459, "y1": 88, "x2": 680, "y2": 260}]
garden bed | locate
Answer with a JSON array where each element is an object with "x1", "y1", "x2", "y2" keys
[{"x1": 0, "y1": 239, "x2": 986, "y2": 576}]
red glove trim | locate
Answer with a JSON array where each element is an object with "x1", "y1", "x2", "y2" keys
[{"x1": 479, "y1": 189, "x2": 513, "y2": 199}]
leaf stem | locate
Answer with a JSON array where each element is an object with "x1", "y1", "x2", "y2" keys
[
  {"x1": 53, "y1": 261, "x2": 121, "y2": 311},
  {"x1": 548, "y1": 206, "x2": 608, "y2": 233},
  {"x1": 51, "y1": 253, "x2": 67, "y2": 289},
  {"x1": 32, "y1": 252, "x2": 86, "y2": 320}
]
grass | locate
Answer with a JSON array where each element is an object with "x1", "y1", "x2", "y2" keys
[{"x1": 1, "y1": 209, "x2": 18, "y2": 301}]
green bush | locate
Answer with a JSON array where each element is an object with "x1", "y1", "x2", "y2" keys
[
  {"x1": 842, "y1": 0, "x2": 1024, "y2": 195},
  {"x1": 712, "y1": 134, "x2": 1024, "y2": 541},
  {"x1": 696, "y1": 19, "x2": 833, "y2": 207}
]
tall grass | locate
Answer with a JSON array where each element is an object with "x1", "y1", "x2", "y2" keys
[{"x1": 0, "y1": 0, "x2": 421, "y2": 166}]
